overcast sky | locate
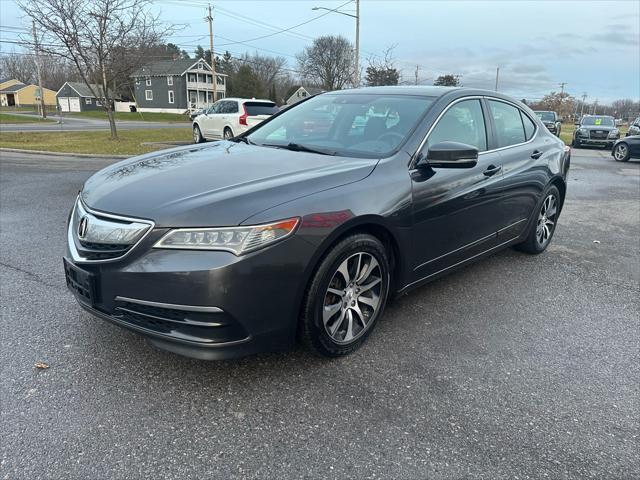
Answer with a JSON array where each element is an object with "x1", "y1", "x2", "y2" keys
[{"x1": 1, "y1": 0, "x2": 638, "y2": 103}]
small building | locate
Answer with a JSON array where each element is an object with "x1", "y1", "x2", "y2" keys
[
  {"x1": 0, "y1": 80, "x2": 56, "y2": 107},
  {"x1": 0, "y1": 78, "x2": 22, "y2": 91},
  {"x1": 285, "y1": 86, "x2": 324, "y2": 105},
  {"x1": 131, "y1": 58, "x2": 227, "y2": 113},
  {"x1": 56, "y1": 82, "x2": 111, "y2": 112}
]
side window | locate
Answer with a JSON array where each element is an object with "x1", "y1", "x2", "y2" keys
[
  {"x1": 521, "y1": 112, "x2": 536, "y2": 140},
  {"x1": 488, "y1": 100, "x2": 526, "y2": 147},
  {"x1": 427, "y1": 99, "x2": 487, "y2": 151},
  {"x1": 223, "y1": 101, "x2": 238, "y2": 114}
]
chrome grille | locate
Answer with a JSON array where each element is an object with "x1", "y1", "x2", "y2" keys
[
  {"x1": 589, "y1": 130, "x2": 609, "y2": 140},
  {"x1": 67, "y1": 196, "x2": 154, "y2": 262}
]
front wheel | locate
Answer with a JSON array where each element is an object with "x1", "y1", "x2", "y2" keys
[
  {"x1": 299, "y1": 234, "x2": 390, "y2": 357},
  {"x1": 515, "y1": 186, "x2": 561, "y2": 254},
  {"x1": 193, "y1": 124, "x2": 205, "y2": 143},
  {"x1": 571, "y1": 138, "x2": 580, "y2": 148},
  {"x1": 613, "y1": 143, "x2": 630, "y2": 162}
]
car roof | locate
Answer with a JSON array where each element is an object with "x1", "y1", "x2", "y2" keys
[
  {"x1": 320, "y1": 86, "x2": 530, "y2": 105},
  {"x1": 222, "y1": 97, "x2": 274, "y2": 103}
]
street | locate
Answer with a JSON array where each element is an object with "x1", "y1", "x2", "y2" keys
[
  {"x1": 1, "y1": 148, "x2": 638, "y2": 479},
  {"x1": 0, "y1": 112, "x2": 189, "y2": 133}
]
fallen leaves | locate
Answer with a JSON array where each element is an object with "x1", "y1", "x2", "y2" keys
[{"x1": 34, "y1": 362, "x2": 49, "y2": 370}]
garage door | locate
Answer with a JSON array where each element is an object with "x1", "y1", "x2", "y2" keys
[
  {"x1": 58, "y1": 97, "x2": 70, "y2": 112},
  {"x1": 69, "y1": 97, "x2": 81, "y2": 112}
]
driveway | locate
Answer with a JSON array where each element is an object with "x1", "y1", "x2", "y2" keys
[
  {"x1": 0, "y1": 112, "x2": 189, "y2": 132},
  {"x1": 0, "y1": 148, "x2": 638, "y2": 479}
]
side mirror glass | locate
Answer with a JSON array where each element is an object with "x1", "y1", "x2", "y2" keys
[{"x1": 420, "y1": 141, "x2": 479, "y2": 169}]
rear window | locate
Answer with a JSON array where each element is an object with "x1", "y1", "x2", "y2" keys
[{"x1": 244, "y1": 102, "x2": 278, "y2": 116}]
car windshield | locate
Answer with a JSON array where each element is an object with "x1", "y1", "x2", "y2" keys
[
  {"x1": 247, "y1": 93, "x2": 434, "y2": 158},
  {"x1": 535, "y1": 112, "x2": 555, "y2": 121},
  {"x1": 581, "y1": 116, "x2": 614, "y2": 127}
]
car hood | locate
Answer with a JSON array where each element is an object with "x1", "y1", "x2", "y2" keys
[{"x1": 81, "y1": 141, "x2": 378, "y2": 227}]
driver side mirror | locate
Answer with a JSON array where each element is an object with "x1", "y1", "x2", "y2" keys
[{"x1": 417, "y1": 141, "x2": 479, "y2": 169}]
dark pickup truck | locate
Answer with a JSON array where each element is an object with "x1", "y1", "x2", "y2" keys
[
  {"x1": 534, "y1": 111, "x2": 561, "y2": 136},
  {"x1": 572, "y1": 115, "x2": 620, "y2": 148}
]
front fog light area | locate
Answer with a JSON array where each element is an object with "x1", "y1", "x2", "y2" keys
[{"x1": 154, "y1": 218, "x2": 299, "y2": 255}]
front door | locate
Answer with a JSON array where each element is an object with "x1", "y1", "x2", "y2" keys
[
  {"x1": 410, "y1": 98, "x2": 505, "y2": 281},
  {"x1": 200, "y1": 101, "x2": 222, "y2": 138}
]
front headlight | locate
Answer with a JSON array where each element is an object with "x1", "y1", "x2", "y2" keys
[
  {"x1": 608, "y1": 129, "x2": 620, "y2": 138},
  {"x1": 577, "y1": 128, "x2": 588, "y2": 136},
  {"x1": 153, "y1": 217, "x2": 300, "y2": 255}
]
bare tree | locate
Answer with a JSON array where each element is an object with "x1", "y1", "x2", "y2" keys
[
  {"x1": 296, "y1": 35, "x2": 354, "y2": 91},
  {"x1": 238, "y1": 53, "x2": 287, "y2": 98},
  {"x1": 18, "y1": 0, "x2": 172, "y2": 139},
  {"x1": 0, "y1": 52, "x2": 37, "y2": 84},
  {"x1": 365, "y1": 46, "x2": 400, "y2": 87}
]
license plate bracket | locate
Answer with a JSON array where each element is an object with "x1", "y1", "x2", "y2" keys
[{"x1": 63, "y1": 258, "x2": 96, "y2": 306}]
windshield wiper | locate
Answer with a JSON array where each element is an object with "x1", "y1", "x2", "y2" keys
[
  {"x1": 261, "y1": 142, "x2": 336, "y2": 156},
  {"x1": 232, "y1": 136, "x2": 254, "y2": 145}
]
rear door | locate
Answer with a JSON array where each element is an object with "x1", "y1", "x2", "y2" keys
[
  {"x1": 410, "y1": 97, "x2": 506, "y2": 281},
  {"x1": 486, "y1": 98, "x2": 551, "y2": 239},
  {"x1": 243, "y1": 101, "x2": 278, "y2": 130}
]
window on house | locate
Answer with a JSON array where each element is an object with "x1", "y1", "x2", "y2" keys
[
  {"x1": 145, "y1": 90, "x2": 153, "y2": 101},
  {"x1": 145, "y1": 77, "x2": 151, "y2": 86},
  {"x1": 198, "y1": 62, "x2": 203, "y2": 70},
  {"x1": 96, "y1": 100, "x2": 102, "y2": 107},
  {"x1": 85, "y1": 97, "x2": 92, "y2": 105},
  {"x1": 135, "y1": 78, "x2": 140, "y2": 85},
  {"x1": 302, "y1": 91, "x2": 307, "y2": 97},
  {"x1": 167, "y1": 76, "x2": 173, "y2": 86},
  {"x1": 168, "y1": 90, "x2": 174, "y2": 104}
]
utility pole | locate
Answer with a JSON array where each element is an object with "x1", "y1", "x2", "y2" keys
[
  {"x1": 580, "y1": 93, "x2": 587, "y2": 118},
  {"x1": 414, "y1": 65, "x2": 420, "y2": 85},
  {"x1": 494, "y1": 67, "x2": 500, "y2": 91},
  {"x1": 559, "y1": 82, "x2": 567, "y2": 95},
  {"x1": 206, "y1": 4, "x2": 217, "y2": 103},
  {"x1": 592, "y1": 99, "x2": 598, "y2": 115},
  {"x1": 354, "y1": 0, "x2": 360, "y2": 87},
  {"x1": 32, "y1": 20, "x2": 46, "y2": 119}
]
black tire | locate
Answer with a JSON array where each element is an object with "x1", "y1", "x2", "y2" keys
[
  {"x1": 613, "y1": 142, "x2": 630, "y2": 162},
  {"x1": 571, "y1": 138, "x2": 580, "y2": 148},
  {"x1": 193, "y1": 124, "x2": 205, "y2": 143},
  {"x1": 299, "y1": 233, "x2": 390, "y2": 357},
  {"x1": 515, "y1": 185, "x2": 561, "y2": 254},
  {"x1": 223, "y1": 127, "x2": 234, "y2": 140}
]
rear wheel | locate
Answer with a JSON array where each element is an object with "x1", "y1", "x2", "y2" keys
[
  {"x1": 223, "y1": 127, "x2": 234, "y2": 140},
  {"x1": 299, "y1": 234, "x2": 390, "y2": 357},
  {"x1": 613, "y1": 143, "x2": 630, "y2": 162},
  {"x1": 193, "y1": 124, "x2": 205, "y2": 143},
  {"x1": 515, "y1": 185, "x2": 560, "y2": 254}
]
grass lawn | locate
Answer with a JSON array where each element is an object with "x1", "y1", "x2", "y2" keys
[
  {"x1": 0, "y1": 106, "x2": 37, "y2": 113},
  {"x1": 0, "y1": 113, "x2": 55, "y2": 124},
  {"x1": 0, "y1": 128, "x2": 193, "y2": 155},
  {"x1": 65, "y1": 111, "x2": 190, "y2": 123}
]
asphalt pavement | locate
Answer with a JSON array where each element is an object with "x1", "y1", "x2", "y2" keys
[
  {"x1": 1, "y1": 147, "x2": 638, "y2": 479},
  {"x1": 0, "y1": 112, "x2": 189, "y2": 132}
]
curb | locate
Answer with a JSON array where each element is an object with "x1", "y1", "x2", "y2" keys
[{"x1": 0, "y1": 147, "x2": 129, "y2": 159}]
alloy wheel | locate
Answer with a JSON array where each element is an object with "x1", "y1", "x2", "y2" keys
[
  {"x1": 193, "y1": 126, "x2": 201, "y2": 143},
  {"x1": 536, "y1": 194, "x2": 558, "y2": 248},
  {"x1": 224, "y1": 129, "x2": 233, "y2": 140},
  {"x1": 322, "y1": 252, "x2": 384, "y2": 345},
  {"x1": 613, "y1": 144, "x2": 628, "y2": 161}
]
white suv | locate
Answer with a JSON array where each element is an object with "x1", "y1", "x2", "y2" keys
[{"x1": 192, "y1": 98, "x2": 278, "y2": 143}]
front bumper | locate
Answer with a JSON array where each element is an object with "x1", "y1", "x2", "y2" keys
[
  {"x1": 65, "y1": 229, "x2": 316, "y2": 360},
  {"x1": 575, "y1": 137, "x2": 617, "y2": 146}
]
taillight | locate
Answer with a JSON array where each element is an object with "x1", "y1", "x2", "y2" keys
[{"x1": 239, "y1": 104, "x2": 248, "y2": 126}]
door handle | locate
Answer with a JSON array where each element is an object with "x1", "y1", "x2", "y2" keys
[
  {"x1": 531, "y1": 150, "x2": 543, "y2": 159},
  {"x1": 483, "y1": 165, "x2": 502, "y2": 177}
]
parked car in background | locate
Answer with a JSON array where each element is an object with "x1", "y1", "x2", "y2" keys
[
  {"x1": 572, "y1": 115, "x2": 619, "y2": 148},
  {"x1": 193, "y1": 98, "x2": 278, "y2": 142},
  {"x1": 534, "y1": 110, "x2": 561, "y2": 136},
  {"x1": 612, "y1": 136, "x2": 640, "y2": 162},
  {"x1": 64, "y1": 86, "x2": 570, "y2": 360},
  {"x1": 626, "y1": 116, "x2": 640, "y2": 137}
]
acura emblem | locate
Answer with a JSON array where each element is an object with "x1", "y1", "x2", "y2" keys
[{"x1": 78, "y1": 215, "x2": 89, "y2": 239}]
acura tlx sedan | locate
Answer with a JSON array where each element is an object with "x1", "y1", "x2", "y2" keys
[{"x1": 64, "y1": 86, "x2": 570, "y2": 360}]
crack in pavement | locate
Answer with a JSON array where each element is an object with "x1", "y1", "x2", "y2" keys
[{"x1": 0, "y1": 261, "x2": 65, "y2": 291}]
